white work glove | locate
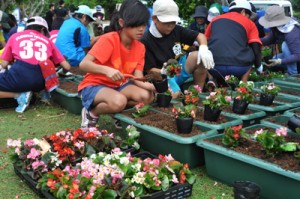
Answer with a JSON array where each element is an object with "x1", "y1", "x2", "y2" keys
[
  {"x1": 57, "y1": 68, "x2": 74, "y2": 77},
  {"x1": 256, "y1": 64, "x2": 263, "y2": 74},
  {"x1": 266, "y1": 59, "x2": 282, "y2": 67},
  {"x1": 160, "y1": 63, "x2": 167, "y2": 75},
  {"x1": 0, "y1": 65, "x2": 6, "y2": 73},
  {"x1": 197, "y1": 45, "x2": 215, "y2": 69}
]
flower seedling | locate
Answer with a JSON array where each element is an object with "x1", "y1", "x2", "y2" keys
[
  {"x1": 233, "y1": 81, "x2": 255, "y2": 103},
  {"x1": 132, "y1": 102, "x2": 151, "y2": 118},
  {"x1": 260, "y1": 82, "x2": 281, "y2": 96},
  {"x1": 202, "y1": 88, "x2": 231, "y2": 110},
  {"x1": 181, "y1": 85, "x2": 202, "y2": 105},
  {"x1": 172, "y1": 104, "x2": 197, "y2": 119},
  {"x1": 222, "y1": 125, "x2": 250, "y2": 147}
]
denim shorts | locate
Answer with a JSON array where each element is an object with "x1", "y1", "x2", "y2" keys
[{"x1": 80, "y1": 82, "x2": 132, "y2": 110}]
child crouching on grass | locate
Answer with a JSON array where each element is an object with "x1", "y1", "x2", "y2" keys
[{"x1": 78, "y1": 0, "x2": 155, "y2": 128}]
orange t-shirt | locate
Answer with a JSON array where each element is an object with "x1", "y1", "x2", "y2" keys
[{"x1": 78, "y1": 32, "x2": 145, "y2": 91}]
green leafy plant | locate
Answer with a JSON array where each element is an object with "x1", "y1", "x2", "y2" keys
[
  {"x1": 181, "y1": 85, "x2": 202, "y2": 105},
  {"x1": 260, "y1": 82, "x2": 281, "y2": 96},
  {"x1": 261, "y1": 46, "x2": 272, "y2": 58},
  {"x1": 38, "y1": 150, "x2": 196, "y2": 198},
  {"x1": 163, "y1": 59, "x2": 182, "y2": 78},
  {"x1": 233, "y1": 81, "x2": 255, "y2": 103},
  {"x1": 132, "y1": 102, "x2": 151, "y2": 118},
  {"x1": 225, "y1": 75, "x2": 239, "y2": 84},
  {"x1": 172, "y1": 104, "x2": 197, "y2": 118},
  {"x1": 7, "y1": 127, "x2": 140, "y2": 179},
  {"x1": 222, "y1": 125, "x2": 250, "y2": 148},
  {"x1": 202, "y1": 88, "x2": 232, "y2": 110},
  {"x1": 254, "y1": 127, "x2": 287, "y2": 156}
]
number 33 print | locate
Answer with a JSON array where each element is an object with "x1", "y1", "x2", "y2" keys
[{"x1": 19, "y1": 40, "x2": 47, "y2": 61}]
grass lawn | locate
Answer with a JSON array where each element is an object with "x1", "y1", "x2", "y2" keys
[{"x1": 0, "y1": 100, "x2": 233, "y2": 199}]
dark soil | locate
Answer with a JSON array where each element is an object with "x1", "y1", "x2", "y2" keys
[
  {"x1": 59, "y1": 81, "x2": 78, "y2": 93},
  {"x1": 124, "y1": 106, "x2": 229, "y2": 129},
  {"x1": 209, "y1": 127, "x2": 300, "y2": 172},
  {"x1": 69, "y1": 67, "x2": 86, "y2": 76}
]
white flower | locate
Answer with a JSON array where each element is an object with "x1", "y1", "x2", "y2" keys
[
  {"x1": 132, "y1": 172, "x2": 145, "y2": 184},
  {"x1": 120, "y1": 157, "x2": 130, "y2": 165}
]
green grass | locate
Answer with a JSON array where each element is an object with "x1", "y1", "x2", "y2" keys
[{"x1": 0, "y1": 101, "x2": 233, "y2": 199}]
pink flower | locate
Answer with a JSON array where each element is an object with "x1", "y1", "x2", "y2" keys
[
  {"x1": 32, "y1": 160, "x2": 45, "y2": 170},
  {"x1": 27, "y1": 148, "x2": 41, "y2": 159},
  {"x1": 225, "y1": 75, "x2": 230, "y2": 81},
  {"x1": 152, "y1": 159, "x2": 160, "y2": 167},
  {"x1": 172, "y1": 174, "x2": 179, "y2": 183},
  {"x1": 276, "y1": 127, "x2": 287, "y2": 136},
  {"x1": 254, "y1": 129, "x2": 264, "y2": 138},
  {"x1": 225, "y1": 96, "x2": 232, "y2": 102},
  {"x1": 25, "y1": 140, "x2": 35, "y2": 147}
]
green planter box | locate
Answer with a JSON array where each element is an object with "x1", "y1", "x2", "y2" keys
[
  {"x1": 114, "y1": 110, "x2": 217, "y2": 168},
  {"x1": 197, "y1": 124, "x2": 300, "y2": 199},
  {"x1": 273, "y1": 78, "x2": 300, "y2": 88},
  {"x1": 284, "y1": 107, "x2": 300, "y2": 117},
  {"x1": 255, "y1": 81, "x2": 300, "y2": 100},
  {"x1": 51, "y1": 87, "x2": 82, "y2": 115},
  {"x1": 261, "y1": 115, "x2": 294, "y2": 133},
  {"x1": 221, "y1": 108, "x2": 266, "y2": 127}
]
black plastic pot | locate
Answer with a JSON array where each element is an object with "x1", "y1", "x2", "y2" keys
[
  {"x1": 287, "y1": 114, "x2": 300, "y2": 132},
  {"x1": 176, "y1": 117, "x2": 193, "y2": 134},
  {"x1": 153, "y1": 74, "x2": 168, "y2": 93},
  {"x1": 232, "y1": 99, "x2": 249, "y2": 114},
  {"x1": 259, "y1": 93, "x2": 275, "y2": 106},
  {"x1": 203, "y1": 105, "x2": 221, "y2": 122},
  {"x1": 233, "y1": 181, "x2": 261, "y2": 199},
  {"x1": 156, "y1": 93, "x2": 172, "y2": 107}
]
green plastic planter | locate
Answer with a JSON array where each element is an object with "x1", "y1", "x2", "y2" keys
[
  {"x1": 221, "y1": 108, "x2": 266, "y2": 127},
  {"x1": 255, "y1": 82, "x2": 300, "y2": 100},
  {"x1": 197, "y1": 124, "x2": 300, "y2": 199},
  {"x1": 284, "y1": 107, "x2": 300, "y2": 117},
  {"x1": 261, "y1": 115, "x2": 293, "y2": 133},
  {"x1": 114, "y1": 111, "x2": 217, "y2": 168},
  {"x1": 51, "y1": 87, "x2": 82, "y2": 115}
]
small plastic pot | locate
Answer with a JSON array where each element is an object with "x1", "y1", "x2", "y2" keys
[
  {"x1": 287, "y1": 114, "x2": 300, "y2": 132},
  {"x1": 153, "y1": 74, "x2": 168, "y2": 93},
  {"x1": 232, "y1": 99, "x2": 249, "y2": 114},
  {"x1": 156, "y1": 93, "x2": 172, "y2": 107},
  {"x1": 176, "y1": 117, "x2": 193, "y2": 134},
  {"x1": 203, "y1": 105, "x2": 221, "y2": 122}
]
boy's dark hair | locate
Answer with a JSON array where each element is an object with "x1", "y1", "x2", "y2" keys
[
  {"x1": 59, "y1": 0, "x2": 64, "y2": 6},
  {"x1": 230, "y1": 8, "x2": 252, "y2": 17},
  {"x1": 49, "y1": 4, "x2": 54, "y2": 9},
  {"x1": 110, "y1": 0, "x2": 150, "y2": 31}
]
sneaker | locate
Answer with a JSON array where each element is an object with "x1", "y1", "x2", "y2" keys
[
  {"x1": 15, "y1": 92, "x2": 33, "y2": 113},
  {"x1": 206, "y1": 79, "x2": 217, "y2": 92},
  {"x1": 81, "y1": 107, "x2": 99, "y2": 128},
  {"x1": 114, "y1": 119, "x2": 122, "y2": 129},
  {"x1": 39, "y1": 90, "x2": 51, "y2": 104}
]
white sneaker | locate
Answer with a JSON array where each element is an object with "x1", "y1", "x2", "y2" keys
[
  {"x1": 81, "y1": 107, "x2": 99, "y2": 128},
  {"x1": 15, "y1": 92, "x2": 32, "y2": 113}
]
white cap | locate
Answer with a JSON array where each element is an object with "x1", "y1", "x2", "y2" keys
[
  {"x1": 26, "y1": 16, "x2": 48, "y2": 30},
  {"x1": 75, "y1": 5, "x2": 95, "y2": 21},
  {"x1": 207, "y1": 7, "x2": 221, "y2": 22},
  {"x1": 153, "y1": 0, "x2": 180, "y2": 23},
  {"x1": 229, "y1": 0, "x2": 251, "y2": 13}
]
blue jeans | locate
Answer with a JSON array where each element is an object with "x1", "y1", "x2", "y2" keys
[{"x1": 273, "y1": 42, "x2": 298, "y2": 75}]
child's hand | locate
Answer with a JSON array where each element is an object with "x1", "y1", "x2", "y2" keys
[{"x1": 106, "y1": 69, "x2": 124, "y2": 81}]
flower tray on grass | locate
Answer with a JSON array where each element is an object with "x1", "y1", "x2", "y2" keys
[
  {"x1": 14, "y1": 164, "x2": 44, "y2": 197},
  {"x1": 197, "y1": 124, "x2": 300, "y2": 199},
  {"x1": 114, "y1": 109, "x2": 217, "y2": 167}
]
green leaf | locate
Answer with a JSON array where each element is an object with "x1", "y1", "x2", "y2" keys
[
  {"x1": 280, "y1": 142, "x2": 299, "y2": 151},
  {"x1": 161, "y1": 175, "x2": 170, "y2": 191},
  {"x1": 85, "y1": 143, "x2": 96, "y2": 155},
  {"x1": 57, "y1": 187, "x2": 67, "y2": 199},
  {"x1": 102, "y1": 189, "x2": 118, "y2": 199}
]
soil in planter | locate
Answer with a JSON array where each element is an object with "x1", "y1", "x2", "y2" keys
[
  {"x1": 59, "y1": 81, "x2": 78, "y2": 93},
  {"x1": 209, "y1": 127, "x2": 300, "y2": 172},
  {"x1": 223, "y1": 106, "x2": 253, "y2": 115},
  {"x1": 264, "y1": 115, "x2": 288, "y2": 126},
  {"x1": 122, "y1": 110, "x2": 204, "y2": 137},
  {"x1": 69, "y1": 67, "x2": 86, "y2": 76}
]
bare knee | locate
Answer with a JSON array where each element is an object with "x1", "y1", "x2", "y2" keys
[
  {"x1": 137, "y1": 91, "x2": 154, "y2": 104},
  {"x1": 108, "y1": 95, "x2": 127, "y2": 112}
]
